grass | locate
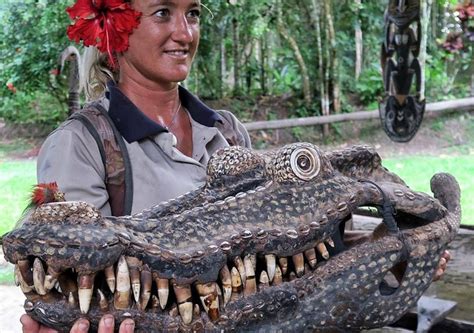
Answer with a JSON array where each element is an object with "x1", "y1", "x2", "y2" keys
[
  {"x1": 383, "y1": 154, "x2": 474, "y2": 226},
  {"x1": 0, "y1": 160, "x2": 36, "y2": 236}
]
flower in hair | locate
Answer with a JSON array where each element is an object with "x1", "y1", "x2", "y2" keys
[{"x1": 66, "y1": 0, "x2": 141, "y2": 67}]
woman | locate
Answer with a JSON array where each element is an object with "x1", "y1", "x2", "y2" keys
[{"x1": 22, "y1": 0, "x2": 249, "y2": 332}]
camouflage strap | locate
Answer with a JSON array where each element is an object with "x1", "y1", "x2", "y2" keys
[{"x1": 70, "y1": 103, "x2": 133, "y2": 216}]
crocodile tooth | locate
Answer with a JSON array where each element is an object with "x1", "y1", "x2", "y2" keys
[
  {"x1": 14, "y1": 265, "x2": 33, "y2": 293},
  {"x1": 104, "y1": 265, "x2": 116, "y2": 293},
  {"x1": 292, "y1": 253, "x2": 305, "y2": 277},
  {"x1": 33, "y1": 258, "x2": 47, "y2": 295},
  {"x1": 326, "y1": 237, "x2": 335, "y2": 248},
  {"x1": 114, "y1": 256, "x2": 131, "y2": 310},
  {"x1": 14, "y1": 265, "x2": 20, "y2": 286},
  {"x1": 151, "y1": 295, "x2": 160, "y2": 309},
  {"x1": 233, "y1": 257, "x2": 247, "y2": 287},
  {"x1": 219, "y1": 265, "x2": 232, "y2": 305},
  {"x1": 243, "y1": 256, "x2": 256, "y2": 296},
  {"x1": 17, "y1": 260, "x2": 34, "y2": 286},
  {"x1": 97, "y1": 289, "x2": 108, "y2": 311},
  {"x1": 125, "y1": 257, "x2": 141, "y2": 303},
  {"x1": 196, "y1": 282, "x2": 219, "y2": 321},
  {"x1": 305, "y1": 263, "x2": 312, "y2": 275},
  {"x1": 153, "y1": 273, "x2": 169, "y2": 310},
  {"x1": 230, "y1": 267, "x2": 242, "y2": 301},
  {"x1": 173, "y1": 283, "x2": 193, "y2": 324},
  {"x1": 248, "y1": 253, "x2": 257, "y2": 272},
  {"x1": 316, "y1": 243, "x2": 330, "y2": 260},
  {"x1": 208, "y1": 284, "x2": 220, "y2": 321},
  {"x1": 265, "y1": 254, "x2": 276, "y2": 282},
  {"x1": 78, "y1": 273, "x2": 95, "y2": 314},
  {"x1": 304, "y1": 248, "x2": 317, "y2": 268},
  {"x1": 140, "y1": 265, "x2": 152, "y2": 310},
  {"x1": 44, "y1": 266, "x2": 60, "y2": 293},
  {"x1": 68, "y1": 292, "x2": 76, "y2": 306},
  {"x1": 193, "y1": 303, "x2": 201, "y2": 317},
  {"x1": 289, "y1": 271, "x2": 297, "y2": 281},
  {"x1": 259, "y1": 270, "x2": 270, "y2": 290},
  {"x1": 273, "y1": 266, "x2": 283, "y2": 285},
  {"x1": 278, "y1": 257, "x2": 288, "y2": 275}
]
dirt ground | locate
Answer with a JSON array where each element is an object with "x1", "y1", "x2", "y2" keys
[{"x1": 0, "y1": 276, "x2": 25, "y2": 332}]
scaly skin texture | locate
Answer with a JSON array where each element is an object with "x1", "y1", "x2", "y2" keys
[{"x1": 2, "y1": 143, "x2": 461, "y2": 332}]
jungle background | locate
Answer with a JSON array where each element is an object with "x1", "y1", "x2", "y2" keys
[{"x1": 0, "y1": 0, "x2": 473, "y2": 331}]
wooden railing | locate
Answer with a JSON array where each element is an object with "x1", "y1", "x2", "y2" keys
[{"x1": 243, "y1": 97, "x2": 474, "y2": 131}]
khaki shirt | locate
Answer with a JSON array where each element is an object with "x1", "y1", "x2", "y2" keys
[{"x1": 37, "y1": 86, "x2": 251, "y2": 215}]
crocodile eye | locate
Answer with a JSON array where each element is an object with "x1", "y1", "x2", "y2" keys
[{"x1": 290, "y1": 146, "x2": 320, "y2": 180}]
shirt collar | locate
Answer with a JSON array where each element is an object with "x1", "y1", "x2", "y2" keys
[{"x1": 107, "y1": 82, "x2": 222, "y2": 143}]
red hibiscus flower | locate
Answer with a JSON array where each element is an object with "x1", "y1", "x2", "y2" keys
[{"x1": 66, "y1": 0, "x2": 141, "y2": 67}]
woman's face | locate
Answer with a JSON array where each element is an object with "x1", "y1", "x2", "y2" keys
[{"x1": 119, "y1": 0, "x2": 201, "y2": 87}]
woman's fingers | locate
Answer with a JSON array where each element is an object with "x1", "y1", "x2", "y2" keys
[
  {"x1": 97, "y1": 315, "x2": 135, "y2": 333},
  {"x1": 21, "y1": 314, "x2": 40, "y2": 333},
  {"x1": 69, "y1": 319, "x2": 90, "y2": 333},
  {"x1": 98, "y1": 315, "x2": 115, "y2": 333},
  {"x1": 433, "y1": 250, "x2": 452, "y2": 281},
  {"x1": 21, "y1": 314, "x2": 58, "y2": 333},
  {"x1": 119, "y1": 319, "x2": 135, "y2": 333}
]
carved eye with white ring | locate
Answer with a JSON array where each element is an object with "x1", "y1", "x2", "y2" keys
[{"x1": 290, "y1": 146, "x2": 321, "y2": 181}]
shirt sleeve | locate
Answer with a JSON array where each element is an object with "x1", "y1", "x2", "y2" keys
[
  {"x1": 215, "y1": 110, "x2": 252, "y2": 149},
  {"x1": 36, "y1": 119, "x2": 112, "y2": 215}
]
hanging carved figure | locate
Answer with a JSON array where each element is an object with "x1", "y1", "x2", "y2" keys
[{"x1": 380, "y1": 0, "x2": 425, "y2": 142}]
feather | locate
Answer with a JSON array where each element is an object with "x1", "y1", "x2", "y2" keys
[
  {"x1": 15, "y1": 183, "x2": 66, "y2": 228},
  {"x1": 30, "y1": 182, "x2": 66, "y2": 207}
]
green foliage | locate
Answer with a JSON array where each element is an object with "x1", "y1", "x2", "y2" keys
[
  {"x1": 353, "y1": 65, "x2": 384, "y2": 107},
  {"x1": 0, "y1": 1, "x2": 71, "y2": 94},
  {"x1": 0, "y1": 0, "x2": 71, "y2": 125},
  {"x1": 0, "y1": 91, "x2": 66, "y2": 127},
  {"x1": 0, "y1": 0, "x2": 471, "y2": 128}
]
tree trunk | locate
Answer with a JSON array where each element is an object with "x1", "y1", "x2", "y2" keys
[
  {"x1": 419, "y1": 0, "x2": 433, "y2": 101},
  {"x1": 309, "y1": 0, "x2": 330, "y2": 136},
  {"x1": 232, "y1": 17, "x2": 240, "y2": 95},
  {"x1": 260, "y1": 35, "x2": 267, "y2": 95},
  {"x1": 276, "y1": 0, "x2": 312, "y2": 107},
  {"x1": 354, "y1": 0, "x2": 363, "y2": 81},
  {"x1": 323, "y1": 0, "x2": 341, "y2": 113},
  {"x1": 219, "y1": 26, "x2": 226, "y2": 99}
]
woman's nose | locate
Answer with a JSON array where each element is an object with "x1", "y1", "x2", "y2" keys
[{"x1": 172, "y1": 15, "x2": 194, "y2": 43}]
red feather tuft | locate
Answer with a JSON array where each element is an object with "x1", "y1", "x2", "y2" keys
[{"x1": 31, "y1": 182, "x2": 65, "y2": 207}]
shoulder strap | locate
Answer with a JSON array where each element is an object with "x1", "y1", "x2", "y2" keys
[
  {"x1": 214, "y1": 111, "x2": 249, "y2": 147},
  {"x1": 70, "y1": 103, "x2": 133, "y2": 216}
]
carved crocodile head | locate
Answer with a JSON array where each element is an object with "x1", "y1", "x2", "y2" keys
[{"x1": 2, "y1": 143, "x2": 460, "y2": 332}]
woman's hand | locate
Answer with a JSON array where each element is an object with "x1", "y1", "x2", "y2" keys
[
  {"x1": 433, "y1": 250, "x2": 451, "y2": 281},
  {"x1": 21, "y1": 314, "x2": 135, "y2": 333}
]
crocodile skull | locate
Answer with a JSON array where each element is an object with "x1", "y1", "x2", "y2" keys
[{"x1": 2, "y1": 143, "x2": 461, "y2": 332}]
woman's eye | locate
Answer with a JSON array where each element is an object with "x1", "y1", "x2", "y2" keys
[
  {"x1": 154, "y1": 9, "x2": 170, "y2": 18},
  {"x1": 188, "y1": 9, "x2": 201, "y2": 19}
]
